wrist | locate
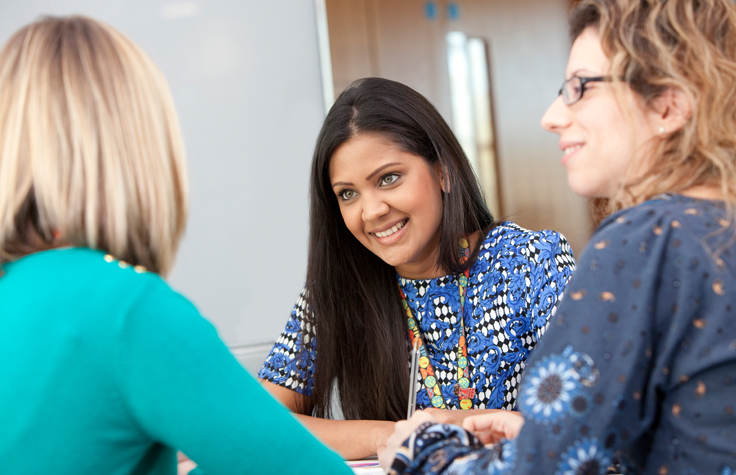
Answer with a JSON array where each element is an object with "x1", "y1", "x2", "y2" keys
[{"x1": 374, "y1": 420, "x2": 396, "y2": 453}]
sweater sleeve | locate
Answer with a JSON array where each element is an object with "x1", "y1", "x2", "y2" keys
[{"x1": 114, "y1": 279, "x2": 351, "y2": 475}]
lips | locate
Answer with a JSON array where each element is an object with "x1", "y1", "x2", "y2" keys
[
  {"x1": 559, "y1": 141, "x2": 584, "y2": 165},
  {"x1": 371, "y1": 218, "x2": 408, "y2": 238},
  {"x1": 563, "y1": 144, "x2": 583, "y2": 155}
]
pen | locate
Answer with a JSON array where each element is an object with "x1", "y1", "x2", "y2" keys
[{"x1": 406, "y1": 338, "x2": 420, "y2": 419}]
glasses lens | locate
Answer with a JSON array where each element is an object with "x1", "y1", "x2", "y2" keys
[{"x1": 562, "y1": 77, "x2": 582, "y2": 105}]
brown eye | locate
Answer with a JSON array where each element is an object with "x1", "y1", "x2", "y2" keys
[
  {"x1": 380, "y1": 173, "x2": 399, "y2": 186},
  {"x1": 339, "y1": 189, "x2": 356, "y2": 201}
]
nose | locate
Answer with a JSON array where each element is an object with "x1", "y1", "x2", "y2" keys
[
  {"x1": 361, "y1": 192, "x2": 390, "y2": 222},
  {"x1": 541, "y1": 95, "x2": 571, "y2": 133}
]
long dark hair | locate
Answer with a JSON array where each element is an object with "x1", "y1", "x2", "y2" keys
[{"x1": 305, "y1": 77, "x2": 494, "y2": 421}]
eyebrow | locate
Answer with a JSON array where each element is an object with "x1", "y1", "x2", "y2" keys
[
  {"x1": 366, "y1": 162, "x2": 401, "y2": 180},
  {"x1": 331, "y1": 162, "x2": 402, "y2": 189},
  {"x1": 568, "y1": 68, "x2": 601, "y2": 77}
]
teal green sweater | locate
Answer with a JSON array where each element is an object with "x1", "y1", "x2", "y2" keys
[{"x1": 0, "y1": 248, "x2": 352, "y2": 474}]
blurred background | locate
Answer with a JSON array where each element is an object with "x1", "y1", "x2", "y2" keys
[{"x1": 0, "y1": 0, "x2": 589, "y2": 372}]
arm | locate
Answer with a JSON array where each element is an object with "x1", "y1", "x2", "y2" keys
[
  {"x1": 117, "y1": 282, "x2": 353, "y2": 475},
  {"x1": 257, "y1": 288, "x2": 397, "y2": 459},
  {"x1": 261, "y1": 380, "x2": 396, "y2": 459}
]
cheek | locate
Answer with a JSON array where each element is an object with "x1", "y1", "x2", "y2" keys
[
  {"x1": 414, "y1": 183, "x2": 444, "y2": 228},
  {"x1": 339, "y1": 205, "x2": 362, "y2": 237}
]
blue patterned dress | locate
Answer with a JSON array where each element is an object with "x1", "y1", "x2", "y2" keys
[
  {"x1": 259, "y1": 222, "x2": 575, "y2": 412},
  {"x1": 388, "y1": 195, "x2": 736, "y2": 475}
]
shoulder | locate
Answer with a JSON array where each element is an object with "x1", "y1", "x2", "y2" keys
[
  {"x1": 2, "y1": 247, "x2": 207, "y2": 348},
  {"x1": 476, "y1": 221, "x2": 575, "y2": 269},
  {"x1": 585, "y1": 195, "x2": 728, "y2": 261},
  {"x1": 45, "y1": 248, "x2": 200, "y2": 321}
]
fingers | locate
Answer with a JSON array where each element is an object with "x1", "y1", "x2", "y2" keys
[
  {"x1": 392, "y1": 411, "x2": 435, "y2": 440},
  {"x1": 380, "y1": 412, "x2": 437, "y2": 471},
  {"x1": 377, "y1": 443, "x2": 393, "y2": 471},
  {"x1": 461, "y1": 411, "x2": 524, "y2": 445},
  {"x1": 419, "y1": 407, "x2": 461, "y2": 425},
  {"x1": 177, "y1": 460, "x2": 197, "y2": 475}
]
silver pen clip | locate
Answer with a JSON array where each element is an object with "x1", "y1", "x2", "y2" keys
[{"x1": 407, "y1": 338, "x2": 420, "y2": 419}]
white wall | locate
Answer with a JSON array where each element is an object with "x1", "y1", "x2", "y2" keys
[{"x1": 0, "y1": 1, "x2": 326, "y2": 368}]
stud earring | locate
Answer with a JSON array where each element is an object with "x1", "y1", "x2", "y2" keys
[{"x1": 659, "y1": 126, "x2": 666, "y2": 134}]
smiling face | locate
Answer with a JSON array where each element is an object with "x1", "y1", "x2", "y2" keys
[
  {"x1": 541, "y1": 27, "x2": 661, "y2": 199},
  {"x1": 329, "y1": 133, "x2": 445, "y2": 279}
]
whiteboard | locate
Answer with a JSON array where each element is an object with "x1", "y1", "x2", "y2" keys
[{"x1": 0, "y1": 0, "x2": 327, "y2": 363}]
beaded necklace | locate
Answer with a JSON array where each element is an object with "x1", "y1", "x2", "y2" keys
[{"x1": 398, "y1": 237, "x2": 476, "y2": 410}]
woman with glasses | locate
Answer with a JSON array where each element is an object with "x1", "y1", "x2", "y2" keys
[
  {"x1": 0, "y1": 16, "x2": 353, "y2": 475},
  {"x1": 258, "y1": 77, "x2": 576, "y2": 459},
  {"x1": 379, "y1": 0, "x2": 736, "y2": 473}
]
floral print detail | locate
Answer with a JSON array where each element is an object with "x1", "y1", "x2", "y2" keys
[
  {"x1": 521, "y1": 355, "x2": 579, "y2": 423},
  {"x1": 556, "y1": 439, "x2": 611, "y2": 475}
]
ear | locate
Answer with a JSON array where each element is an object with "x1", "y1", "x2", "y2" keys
[
  {"x1": 435, "y1": 163, "x2": 450, "y2": 193},
  {"x1": 651, "y1": 88, "x2": 692, "y2": 134}
]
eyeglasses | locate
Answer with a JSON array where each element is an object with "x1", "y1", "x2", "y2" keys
[{"x1": 558, "y1": 76, "x2": 613, "y2": 105}]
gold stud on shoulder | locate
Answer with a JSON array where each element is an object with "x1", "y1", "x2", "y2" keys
[{"x1": 103, "y1": 254, "x2": 146, "y2": 273}]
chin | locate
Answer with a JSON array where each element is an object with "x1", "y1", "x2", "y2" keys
[{"x1": 567, "y1": 178, "x2": 600, "y2": 199}]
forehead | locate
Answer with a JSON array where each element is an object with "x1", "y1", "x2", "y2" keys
[
  {"x1": 329, "y1": 133, "x2": 406, "y2": 178},
  {"x1": 567, "y1": 27, "x2": 610, "y2": 77}
]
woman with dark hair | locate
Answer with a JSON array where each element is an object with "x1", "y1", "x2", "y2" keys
[
  {"x1": 380, "y1": 0, "x2": 736, "y2": 473},
  {"x1": 259, "y1": 77, "x2": 575, "y2": 458}
]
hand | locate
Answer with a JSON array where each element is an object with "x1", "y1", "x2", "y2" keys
[
  {"x1": 461, "y1": 410, "x2": 524, "y2": 445},
  {"x1": 374, "y1": 420, "x2": 397, "y2": 456},
  {"x1": 378, "y1": 411, "x2": 436, "y2": 471},
  {"x1": 177, "y1": 452, "x2": 197, "y2": 475},
  {"x1": 420, "y1": 407, "x2": 505, "y2": 426}
]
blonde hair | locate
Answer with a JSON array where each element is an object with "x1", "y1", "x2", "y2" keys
[
  {"x1": 571, "y1": 0, "x2": 736, "y2": 215},
  {"x1": 0, "y1": 16, "x2": 188, "y2": 275}
]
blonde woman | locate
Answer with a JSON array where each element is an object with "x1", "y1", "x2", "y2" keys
[
  {"x1": 380, "y1": 0, "x2": 736, "y2": 473},
  {"x1": 0, "y1": 16, "x2": 351, "y2": 475}
]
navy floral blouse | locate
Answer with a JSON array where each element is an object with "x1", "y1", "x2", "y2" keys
[
  {"x1": 389, "y1": 195, "x2": 736, "y2": 475},
  {"x1": 259, "y1": 222, "x2": 575, "y2": 412}
]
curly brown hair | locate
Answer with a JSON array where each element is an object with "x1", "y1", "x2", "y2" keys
[{"x1": 571, "y1": 0, "x2": 736, "y2": 215}]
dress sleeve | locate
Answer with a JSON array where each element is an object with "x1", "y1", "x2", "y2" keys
[
  {"x1": 390, "y1": 203, "x2": 736, "y2": 474},
  {"x1": 526, "y1": 230, "x2": 576, "y2": 342},
  {"x1": 115, "y1": 280, "x2": 350, "y2": 475},
  {"x1": 257, "y1": 287, "x2": 317, "y2": 396}
]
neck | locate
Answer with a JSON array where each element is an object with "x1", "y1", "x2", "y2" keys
[
  {"x1": 679, "y1": 184, "x2": 726, "y2": 201},
  {"x1": 396, "y1": 264, "x2": 447, "y2": 280},
  {"x1": 394, "y1": 230, "x2": 483, "y2": 280}
]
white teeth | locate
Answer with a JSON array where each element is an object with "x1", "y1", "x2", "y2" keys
[
  {"x1": 563, "y1": 144, "x2": 582, "y2": 155},
  {"x1": 374, "y1": 219, "x2": 406, "y2": 238}
]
